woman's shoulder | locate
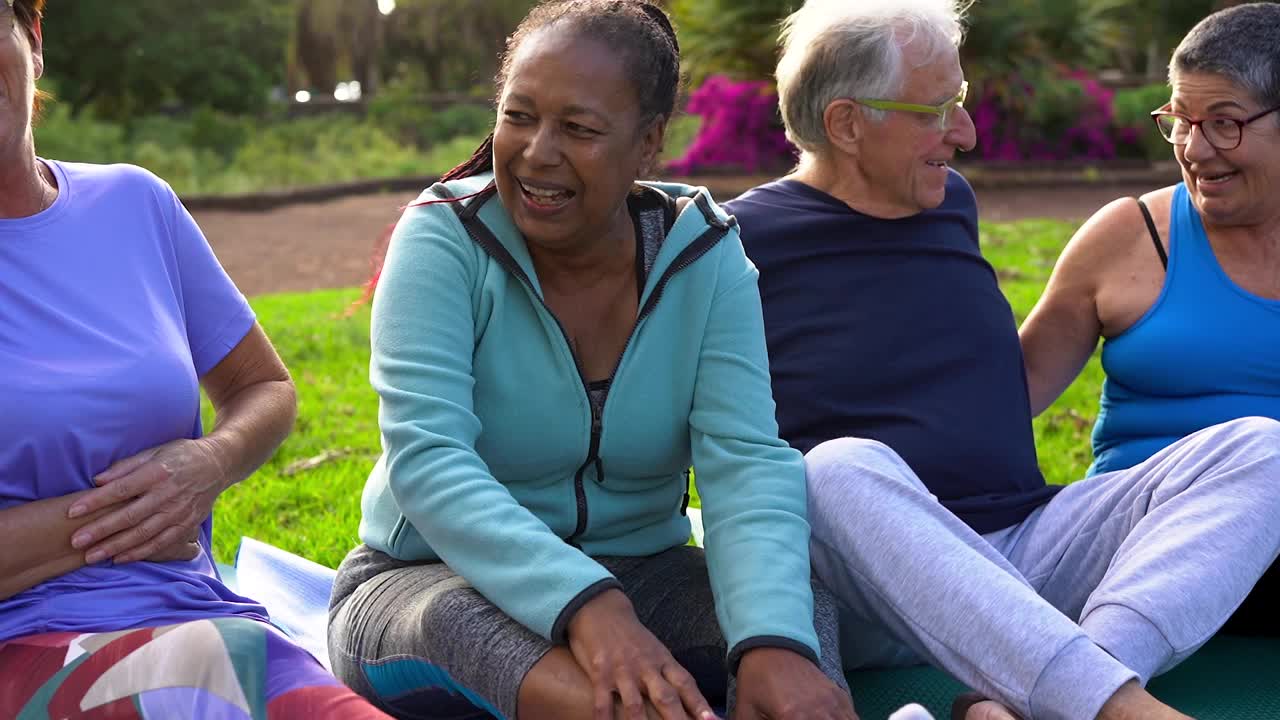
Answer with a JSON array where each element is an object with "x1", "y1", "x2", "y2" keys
[
  {"x1": 385, "y1": 176, "x2": 507, "y2": 281},
  {"x1": 1046, "y1": 185, "x2": 1178, "y2": 336},
  {"x1": 1070, "y1": 184, "x2": 1179, "y2": 262},
  {"x1": 638, "y1": 180, "x2": 734, "y2": 227},
  {"x1": 400, "y1": 173, "x2": 507, "y2": 236},
  {"x1": 419, "y1": 172, "x2": 496, "y2": 203},
  {"x1": 398, "y1": 176, "x2": 492, "y2": 235},
  {"x1": 656, "y1": 183, "x2": 746, "y2": 266},
  {"x1": 49, "y1": 160, "x2": 172, "y2": 197},
  {"x1": 45, "y1": 160, "x2": 181, "y2": 223},
  {"x1": 637, "y1": 177, "x2": 706, "y2": 200},
  {"x1": 1135, "y1": 185, "x2": 1179, "y2": 231}
]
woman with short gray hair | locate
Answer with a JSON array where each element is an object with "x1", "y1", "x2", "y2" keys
[{"x1": 1023, "y1": 0, "x2": 1280, "y2": 634}]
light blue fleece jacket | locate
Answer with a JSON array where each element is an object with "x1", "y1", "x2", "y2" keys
[{"x1": 359, "y1": 173, "x2": 818, "y2": 666}]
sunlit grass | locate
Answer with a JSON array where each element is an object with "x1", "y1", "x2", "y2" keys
[
  {"x1": 207, "y1": 289, "x2": 376, "y2": 566},
  {"x1": 981, "y1": 219, "x2": 1103, "y2": 485},
  {"x1": 211, "y1": 218, "x2": 1096, "y2": 566}
]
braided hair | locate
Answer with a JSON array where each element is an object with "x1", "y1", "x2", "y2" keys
[
  {"x1": 441, "y1": 0, "x2": 681, "y2": 183},
  {"x1": 363, "y1": 0, "x2": 681, "y2": 298}
]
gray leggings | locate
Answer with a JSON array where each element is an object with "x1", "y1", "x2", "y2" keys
[{"x1": 328, "y1": 544, "x2": 847, "y2": 719}]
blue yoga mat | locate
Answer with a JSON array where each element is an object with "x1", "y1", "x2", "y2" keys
[{"x1": 218, "y1": 537, "x2": 336, "y2": 669}]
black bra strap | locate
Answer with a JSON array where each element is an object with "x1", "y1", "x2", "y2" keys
[{"x1": 1136, "y1": 198, "x2": 1168, "y2": 269}]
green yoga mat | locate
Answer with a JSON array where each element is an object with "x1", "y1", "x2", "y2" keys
[
  {"x1": 848, "y1": 636, "x2": 1280, "y2": 719},
  {"x1": 220, "y1": 550, "x2": 1277, "y2": 719}
]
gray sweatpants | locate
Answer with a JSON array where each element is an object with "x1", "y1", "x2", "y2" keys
[{"x1": 806, "y1": 416, "x2": 1280, "y2": 720}]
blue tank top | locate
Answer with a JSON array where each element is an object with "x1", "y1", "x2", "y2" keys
[{"x1": 1091, "y1": 183, "x2": 1280, "y2": 475}]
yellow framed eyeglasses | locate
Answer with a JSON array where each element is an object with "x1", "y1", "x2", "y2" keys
[{"x1": 853, "y1": 81, "x2": 970, "y2": 130}]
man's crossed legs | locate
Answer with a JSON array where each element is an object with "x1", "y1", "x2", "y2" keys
[{"x1": 807, "y1": 417, "x2": 1280, "y2": 720}]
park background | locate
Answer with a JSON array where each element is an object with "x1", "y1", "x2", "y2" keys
[{"x1": 32, "y1": 0, "x2": 1258, "y2": 565}]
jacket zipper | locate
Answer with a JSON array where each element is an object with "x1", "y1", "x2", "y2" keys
[
  {"x1": 453, "y1": 188, "x2": 732, "y2": 545},
  {"x1": 563, "y1": 221, "x2": 729, "y2": 543}
]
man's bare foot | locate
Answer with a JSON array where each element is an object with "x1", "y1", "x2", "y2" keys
[
  {"x1": 952, "y1": 692, "x2": 1019, "y2": 720},
  {"x1": 1098, "y1": 681, "x2": 1191, "y2": 720}
]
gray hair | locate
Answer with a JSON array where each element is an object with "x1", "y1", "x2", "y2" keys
[
  {"x1": 1170, "y1": 3, "x2": 1280, "y2": 119},
  {"x1": 776, "y1": 0, "x2": 969, "y2": 154}
]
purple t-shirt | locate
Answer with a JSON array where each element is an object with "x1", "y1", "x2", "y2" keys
[{"x1": 0, "y1": 160, "x2": 269, "y2": 642}]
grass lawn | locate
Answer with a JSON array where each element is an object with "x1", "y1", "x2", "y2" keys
[{"x1": 210, "y1": 218, "x2": 1100, "y2": 567}]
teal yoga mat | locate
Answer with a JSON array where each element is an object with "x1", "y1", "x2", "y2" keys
[
  {"x1": 849, "y1": 635, "x2": 1280, "y2": 719},
  {"x1": 218, "y1": 536, "x2": 1279, "y2": 719}
]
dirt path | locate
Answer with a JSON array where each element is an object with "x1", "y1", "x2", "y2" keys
[{"x1": 196, "y1": 182, "x2": 1161, "y2": 297}]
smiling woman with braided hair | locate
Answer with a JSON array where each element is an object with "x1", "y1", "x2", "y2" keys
[{"x1": 326, "y1": 2, "x2": 864, "y2": 719}]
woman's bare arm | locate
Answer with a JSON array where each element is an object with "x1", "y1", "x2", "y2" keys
[
  {"x1": 0, "y1": 491, "x2": 197, "y2": 601},
  {"x1": 0, "y1": 491, "x2": 101, "y2": 600},
  {"x1": 1020, "y1": 198, "x2": 1143, "y2": 416}
]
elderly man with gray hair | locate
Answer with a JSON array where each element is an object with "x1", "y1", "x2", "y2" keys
[{"x1": 723, "y1": 1, "x2": 1280, "y2": 719}]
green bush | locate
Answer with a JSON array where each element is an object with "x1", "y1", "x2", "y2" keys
[
  {"x1": 368, "y1": 84, "x2": 494, "y2": 148},
  {"x1": 671, "y1": 0, "x2": 1131, "y2": 86},
  {"x1": 421, "y1": 134, "x2": 489, "y2": 175},
  {"x1": 367, "y1": 91, "x2": 433, "y2": 146},
  {"x1": 1024, "y1": 70, "x2": 1089, "y2": 140},
  {"x1": 41, "y1": 0, "x2": 292, "y2": 120},
  {"x1": 188, "y1": 108, "x2": 255, "y2": 161},
  {"x1": 126, "y1": 115, "x2": 198, "y2": 153},
  {"x1": 670, "y1": 0, "x2": 798, "y2": 84},
  {"x1": 1113, "y1": 83, "x2": 1173, "y2": 162},
  {"x1": 962, "y1": 0, "x2": 1128, "y2": 87},
  {"x1": 33, "y1": 104, "x2": 129, "y2": 165},
  {"x1": 373, "y1": 99, "x2": 491, "y2": 147},
  {"x1": 224, "y1": 117, "x2": 428, "y2": 190},
  {"x1": 419, "y1": 105, "x2": 495, "y2": 146},
  {"x1": 130, "y1": 142, "x2": 229, "y2": 195},
  {"x1": 660, "y1": 114, "x2": 703, "y2": 166},
  {"x1": 33, "y1": 104, "x2": 484, "y2": 196}
]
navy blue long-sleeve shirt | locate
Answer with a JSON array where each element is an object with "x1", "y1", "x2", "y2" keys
[{"x1": 725, "y1": 172, "x2": 1059, "y2": 533}]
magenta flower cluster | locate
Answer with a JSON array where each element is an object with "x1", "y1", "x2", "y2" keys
[
  {"x1": 670, "y1": 70, "x2": 1152, "y2": 173},
  {"x1": 668, "y1": 75, "x2": 796, "y2": 176},
  {"x1": 970, "y1": 68, "x2": 1128, "y2": 163}
]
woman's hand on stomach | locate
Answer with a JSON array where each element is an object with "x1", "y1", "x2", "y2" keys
[
  {"x1": 143, "y1": 526, "x2": 202, "y2": 562},
  {"x1": 67, "y1": 438, "x2": 227, "y2": 564},
  {"x1": 567, "y1": 588, "x2": 719, "y2": 720}
]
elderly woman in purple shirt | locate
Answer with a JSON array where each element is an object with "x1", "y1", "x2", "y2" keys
[{"x1": 0, "y1": 2, "x2": 387, "y2": 717}]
